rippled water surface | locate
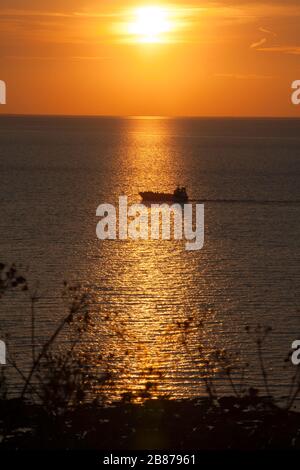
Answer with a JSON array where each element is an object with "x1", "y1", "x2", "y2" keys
[{"x1": 0, "y1": 116, "x2": 299, "y2": 400}]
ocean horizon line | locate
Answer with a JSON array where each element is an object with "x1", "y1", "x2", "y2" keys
[{"x1": 0, "y1": 113, "x2": 300, "y2": 120}]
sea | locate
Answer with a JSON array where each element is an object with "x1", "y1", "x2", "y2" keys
[{"x1": 0, "y1": 115, "x2": 299, "y2": 402}]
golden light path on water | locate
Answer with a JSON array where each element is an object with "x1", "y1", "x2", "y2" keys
[{"x1": 78, "y1": 118, "x2": 219, "y2": 402}]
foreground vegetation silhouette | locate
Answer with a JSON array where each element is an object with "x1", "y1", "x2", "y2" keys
[{"x1": 0, "y1": 263, "x2": 299, "y2": 450}]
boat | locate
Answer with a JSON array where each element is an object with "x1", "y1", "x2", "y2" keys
[{"x1": 139, "y1": 186, "x2": 188, "y2": 203}]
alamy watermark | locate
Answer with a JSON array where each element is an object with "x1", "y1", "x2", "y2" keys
[
  {"x1": 291, "y1": 340, "x2": 300, "y2": 366},
  {"x1": 96, "y1": 197, "x2": 204, "y2": 251},
  {"x1": 290, "y1": 85, "x2": 300, "y2": 364},
  {"x1": 0, "y1": 340, "x2": 6, "y2": 365},
  {"x1": 289, "y1": 85, "x2": 300, "y2": 364},
  {"x1": 0, "y1": 81, "x2": 6, "y2": 361},
  {"x1": 0, "y1": 80, "x2": 6, "y2": 365},
  {"x1": 291, "y1": 80, "x2": 300, "y2": 105},
  {"x1": 0, "y1": 80, "x2": 6, "y2": 105}
]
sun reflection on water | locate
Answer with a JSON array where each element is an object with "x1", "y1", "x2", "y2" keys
[{"x1": 76, "y1": 118, "x2": 219, "y2": 403}]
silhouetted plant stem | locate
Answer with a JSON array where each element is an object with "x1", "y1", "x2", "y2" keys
[
  {"x1": 286, "y1": 367, "x2": 300, "y2": 410},
  {"x1": 226, "y1": 368, "x2": 240, "y2": 398},
  {"x1": 30, "y1": 288, "x2": 39, "y2": 364},
  {"x1": 6, "y1": 353, "x2": 42, "y2": 401},
  {"x1": 21, "y1": 310, "x2": 77, "y2": 399},
  {"x1": 182, "y1": 338, "x2": 217, "y2": 403},
  {"x1": 257, "y1": 343, "x2": 271, "y2": 397}
]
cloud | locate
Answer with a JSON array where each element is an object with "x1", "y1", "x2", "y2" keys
[
  {"x1": 257, "y1": 46, "x2": 300, "y2": 55},
  {"x1": 250, "y1": 38, "x2": 267, "y2": 49},
  {"x1": 0, "y1": 9, "x2": 120, "y2": 19},
  {"x1": 250, "y1": 26, "x2": 278, "y2": 50},
  {"x1": 214, "y1": 73, "x2": 274, "y2": 80},
  {"x1": 1, "y1": 55, "x2": 110, "y2": 60},
  {"x1": 250, "y1": 25, "x2": 300, "y2": 55},
  {"x1": 258, "y1": 27, "x2": 277, "y2": 37}
]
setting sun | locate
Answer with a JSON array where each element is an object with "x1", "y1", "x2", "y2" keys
[{"x1": 128, "y1": 6, "x2": 173, "y2": 43}]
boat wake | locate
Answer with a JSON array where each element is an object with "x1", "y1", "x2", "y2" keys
[{"x1": 190, "y1": 199, "x2": 300, "y2": 205}]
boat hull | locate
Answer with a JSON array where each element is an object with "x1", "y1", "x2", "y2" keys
[{"x1": 139, "y1": 192, "x2": 188, "y2": 203}]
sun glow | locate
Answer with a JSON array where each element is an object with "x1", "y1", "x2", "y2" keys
[{"x1": 128, "y1": 6, "x2": 174, "y2": 43}]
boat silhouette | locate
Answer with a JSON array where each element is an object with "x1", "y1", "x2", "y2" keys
[{"x1": 139, "y1": 186, "x2": 188, "y2": 203}]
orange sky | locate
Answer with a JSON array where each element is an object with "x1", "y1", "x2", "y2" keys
[{"x1": 1, "y1": 0, "x2": 300, "y2": 116}]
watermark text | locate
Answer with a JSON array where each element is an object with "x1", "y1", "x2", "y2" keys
[
  {"x1": 291, "y1": 340, "x2": 300, "y2": 365},
  {"x1": 0, "y1": 340, "x2": 6, "y2": 365},
  {"x1": 0, "y1": 80, "x2": 6, "y2": 105},
  {"x1": 96, "y1": 197, "x2": 204, "y2": 251},
  {"x1": 291, "y1": 80, "x2": 300, "y2": 105}
]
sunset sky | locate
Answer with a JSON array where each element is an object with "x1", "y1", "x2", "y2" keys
[{"x1": 1, "y1": 0, "x2": 300, "y2": 116}]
